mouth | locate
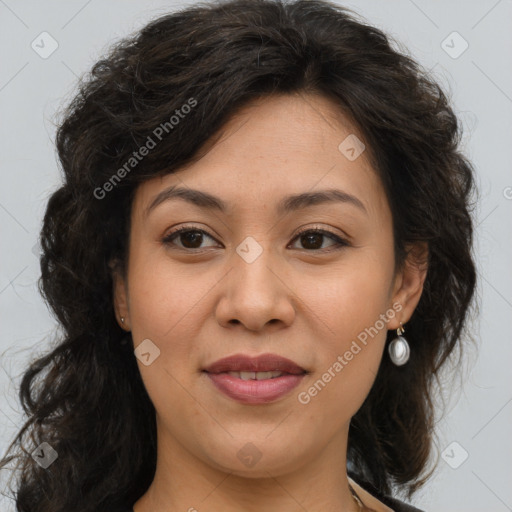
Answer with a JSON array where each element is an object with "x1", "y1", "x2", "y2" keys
[
  {"x1": 222, "y1": 370, "x2": 291, "y2": 380},
  {"x1": 203, "y1": 353, "x2": 307, "y2": 404},
  {"x1": 203, "y1": 353, "x2": 307, "y2": 375}
]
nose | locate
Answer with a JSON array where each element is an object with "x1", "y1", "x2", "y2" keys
[{"x1": 215, "y1": 240, "x2": 296, "y2": 332}]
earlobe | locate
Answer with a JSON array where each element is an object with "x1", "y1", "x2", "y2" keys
[
  {"x1": 389, "y1": 242, "x2": 428, "y2": 329},
  {"x1": 110, "y1": 261, "x2": 131, "y2": 330}
]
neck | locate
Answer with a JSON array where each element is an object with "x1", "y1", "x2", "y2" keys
[{"x1": 134, "y1": 419, "x2": 361, "y2": 512}]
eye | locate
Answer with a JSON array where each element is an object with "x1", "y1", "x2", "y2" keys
[
  {"x1": 288, "y1": 227, "x2": 349, "y2": 251},
  {"x1": 162, "y1": 225, "x2": 350, "y2": 252},
  {"x1": 162, "y1": 226, "x2": 219, "y2": 250}
]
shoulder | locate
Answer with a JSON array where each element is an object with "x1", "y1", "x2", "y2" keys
[{"x1": 349, "y1": 473, "x2": 426, "y2": 512}]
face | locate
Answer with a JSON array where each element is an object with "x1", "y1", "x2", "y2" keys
[{"x1": 113, "y1": 93, "x2": 425, "y2": 478}]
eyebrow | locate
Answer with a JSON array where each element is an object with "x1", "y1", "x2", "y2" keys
[{"x1": 144, "y1": 185, "x2": 367, "y2": 218}]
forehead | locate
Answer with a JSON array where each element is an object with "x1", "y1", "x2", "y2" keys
[{"x1": 133, "y1": 93, "x2": 388, "y2": 220}]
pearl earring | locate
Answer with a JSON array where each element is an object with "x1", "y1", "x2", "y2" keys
[
  {"x1": 388, "y1": 322, "x2": 410, "y2": 366},
  {"x1": 121, "y1": 317, "x2": 125, "y2": 324}
]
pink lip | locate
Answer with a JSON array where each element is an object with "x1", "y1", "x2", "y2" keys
[
  {"x1": 203, "y1": 353, "x2": 306, "y2": 374},
  {"x1": 203, "y1": 353, "x2": 307, "y2": 404},
  {"x1": 206, "y1": 373, "x2": 305, "y2": 404}
]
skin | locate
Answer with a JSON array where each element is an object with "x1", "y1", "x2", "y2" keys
[{"x1": 113, "y1": 92, "x2": 427, "y2": 512}]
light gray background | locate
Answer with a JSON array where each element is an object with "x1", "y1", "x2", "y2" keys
[{"x1": 1, "y1": 1, "x2": 511, "y2": 511}]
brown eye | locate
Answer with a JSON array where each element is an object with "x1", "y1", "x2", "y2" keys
[
  {"x1": 289, "y1": 229, "x2": 349, "y2": 251},
  {"x1": 162, "y1": 227, "x2": 219, "y2": 250},
  {"x1": 162, "y1": 226, "x2": 349, "y2": 253}
]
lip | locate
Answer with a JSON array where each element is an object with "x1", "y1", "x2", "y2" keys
[
  {"x1": 203, "y1": 353, "x2": 307, "y2": 404},
  {"x1": 203, "y1": 353, "x2": 306, "y2": 374}
]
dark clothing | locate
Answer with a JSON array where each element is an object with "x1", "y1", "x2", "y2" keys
[{"x1": 349, "y1": 474, "x2": 425, "y2": 511}]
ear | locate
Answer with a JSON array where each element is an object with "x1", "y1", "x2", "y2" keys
[
  {"x1": 110, "y1": 259, "x2": 131, "y2": 331},
  {"x1": 388, "y1": 242, "x2": 428, "y2": 330}
]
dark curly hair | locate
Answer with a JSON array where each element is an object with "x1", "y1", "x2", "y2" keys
[{"x1": 1, "y1": 0, "x2": 477, "y2": 510}]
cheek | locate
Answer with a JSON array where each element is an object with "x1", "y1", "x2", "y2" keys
[
  {"x1": 301, "y1": 254, "x2": 393, "y2": 411},
  {"x1": 126, "y1": 254, "x2": 209, "y2": 418},
  {"x1": 315, "y1": 252, "x2": 394, "y2": 341},
  {"x1": 127, "y1": 247, "x2": 213, "y2": 342}
]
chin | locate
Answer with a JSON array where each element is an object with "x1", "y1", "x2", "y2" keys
[{"x1": 199, "y1": 436, "x2": 310, "y2": 478}]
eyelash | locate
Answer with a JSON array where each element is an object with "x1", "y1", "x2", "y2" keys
[{"x1": 161, "y1": 225, "x2": 350, "y2": 253}]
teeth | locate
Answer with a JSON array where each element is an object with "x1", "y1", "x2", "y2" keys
[{"x1": 227, "y1": 371, "x2": 284, "y2": 380}]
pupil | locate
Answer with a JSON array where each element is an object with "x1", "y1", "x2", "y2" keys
[
  {"x1": 302, "y1": 233, "x2": 322, "y2": 249},
  {"x1": 182, "y1": 231, "x2": 202, "y2": 248}
]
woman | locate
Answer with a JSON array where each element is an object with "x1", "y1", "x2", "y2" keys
[{"x1": 0, "y1": 0, "x2": 477, "y2": 511}]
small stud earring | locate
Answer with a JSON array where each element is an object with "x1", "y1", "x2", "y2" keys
[
  {"x1": 388, "y1": 322, "x2": 410, "y2": 366},
  {"x1": 120, "y1": 317, "x2": 125, "y2": 324}
]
